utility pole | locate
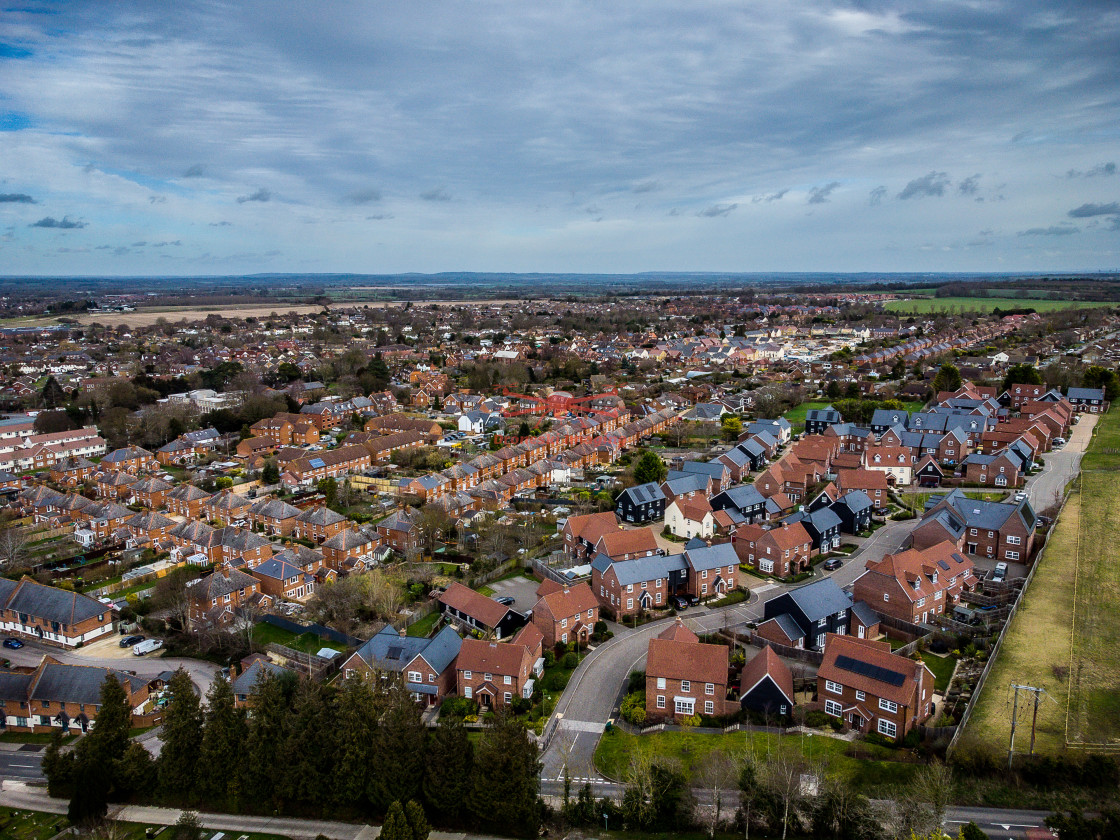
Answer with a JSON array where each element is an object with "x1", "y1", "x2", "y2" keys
[{"x1": 1008, "y1": 683, "x2": 1045, "y2": 768}]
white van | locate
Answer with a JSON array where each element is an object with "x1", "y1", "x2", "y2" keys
[{"x1": 132, "y1": 638, "x2": 163, "y2": 656}]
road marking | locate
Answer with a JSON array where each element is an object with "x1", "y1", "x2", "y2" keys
[
  {"x1": 8, "y1": 763, "x2": 35, "y2": 768},
  {"x1": 557, "y1": 720, "x2": 604, "y2": 733},
  {"x1": 996, "y1": 825, "x2": 1038, "y2": 830}
]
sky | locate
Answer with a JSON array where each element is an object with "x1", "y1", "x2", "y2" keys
[{"x1": 1, "y1": 1, "x2": 1119, "y2": 276}]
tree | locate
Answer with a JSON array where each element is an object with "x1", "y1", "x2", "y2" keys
[
  {"x1": 261, "y1": 459, "x2": 280, "y2": 485},
  {"x1": 42, "y1": 728, "x2": 74, "y2": 798},
  {"x1": 334, "y1": 677, "x2": 381, "y2": 812},
  {"x1": 633, "y1": 450, "x2": 667, "y2": 485},
  {"x1": 1003, "y1": 363, "x2": 1043, "y2": 392},
  {"x1": 809, "y1": 776, "x2": 884, "y2": 840},
  {"x1": 405, "y1": 800, "x2": 431, "y2": 840},
  {"x1": 1081, "y1": 365, "x2": 1120, "y2": 401},
  {"x1": 116, "y1": 741, "x2": 157, "y2": 800},
  {"x1": 738, "y1": 753, "x2": 760, "y2": 840},
  {"x1": 959, "y1": 822, "x2": 989, "y2": 840},
  {"x1": 278, "y1": 680, "x2": 336, "y2": 811},
  {"x1": 318, "y1": 477, "x2": 338, "y2": 509},
  {"x1": 423, "y1": 716, "x2": 473, "y2": 824},
  {"x1": 721, "y1": 416, "x2": 743, "y2": 442},
  {"x1": 171, "y1": 811, "x2": 203, "y2": 840},
  {"x1": 158, "y1": 669, "x2": 203, "y2": 800},
  {"x1": 40, "y1": 375, "x2": 67, "y2": 409},
  {"x1": 467, "y1": 712, "x2": 542, "y2": 838},
  {"x1": 368, "y1": 683, "x2": 428, "y2": 814},
  {"x1": 696, "y1": 750, "x2": 737, "y2": 836},
  {"x1": 931, "y1": 362, "x2": 962, "y2": 395},
  {"x1": 380, "y1": 801, "x2": 413, "y2": 840},
  {"x1": 910, "y1": 761, "x2": 955, "y2": 836},
  {"x1": 621, "y1": 753, "x2": 691, "y2": 832},
  {"x1": 241, "y1": 672, "x2": 293, "y2": 810},
  {"x1": 0, "y1": 519, "x2": 30, "y2": 569},
  {"x1": 198, "y1": 675, "x2": 246, "y2": 806},
  {"x1": 34, "y1": 408, "x2": 77, "y2": 434}
]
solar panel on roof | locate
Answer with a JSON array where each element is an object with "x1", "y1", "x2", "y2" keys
[
  {"x1": 834, "y1": 654, "x2": 906, "y2": 687},
  {"x1": 387, "y1": 645, "x2": 403, "y2": 660},
  {"x1": 309, "y1": 458, "x2": 326, "y2": 469}
]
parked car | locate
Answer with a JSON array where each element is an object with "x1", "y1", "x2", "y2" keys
[
  {"x1": 1053, "y1": 437, "x2": 1066, "y2": 447},
  {"x1": 672, "y1": 595, "x2": 689, "y2": 610},
  {"x1": 823, "y1": 557, "x2": 843, "y2": 571},
  {"x1": 992, "y1": 562, "x2": 1008, "y2": 582},
  {"x1": 2, "y1": 637, "x2": 23, "y2": 649},
  {"x1": 133, "y1": 638, "x2": 163, "y2": 656},
  {"x1": 1014, "y1": 491, "x2": 1027, "y2": 502},
  {"x1": 495, "y1": 596, "x2": 516, "y2": 606},
  {"x1": 119, "y1": 634, "x2": 145, "y2": 648}
]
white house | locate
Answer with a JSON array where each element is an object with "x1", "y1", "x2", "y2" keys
[{"x1": 664, "y1": 495, "x2": 716, "y2": 540}]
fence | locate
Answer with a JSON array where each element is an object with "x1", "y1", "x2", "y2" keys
[
  {"x1": 265, "y1": 642, "x2": 339, "y2": 681},
  {"x1": 532, "y1": 556, "x2": 588, "y2": 586},
  {"x1": 746, "y1": 633, "x2": 825, "y2": 667},
  {"x1": 469, "y1": 557, "x2": 521, "y2": 588},
  {"x1": 400, "y1": 600, "x2": 437, "y2": 630},
  {"x1": 612, "y1": 718, "x2": 787, "y2": 737},
  {"x1": 945, "y1": 485, "x2": 1072, "y2": 758}
]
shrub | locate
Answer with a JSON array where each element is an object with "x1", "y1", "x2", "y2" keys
[
  {"x1": 561, "y1": 652, "x2": 578, "y2": 669},
  {"x1": 543, "y1": 649, "x2": 556, "y2": 667},
  {"x1": 680, "y1": 714, "x2": 702, "y2": 727},
  {"x1": 619, "y1": 692, "x2": 646, "y2": 725},
  {"x1": 440, "y1": 695, "x2": 479, "y2": 720},
  {"x1": 804, "y1": 710, "x2": 832, "y2": 728},
  {"x1": 627, "y1": 670, "x2": 646, "y2": 694}
]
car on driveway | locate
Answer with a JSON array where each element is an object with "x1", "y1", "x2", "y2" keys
[
  {"x1": 992, "y1": 562, "x2": 1008, "y2": 582},
  {"x1": 2, "y1": 638, "x2": 23, "y2": 649},
  {"x1": 119, "y1": 634, "x2": 145, "y2": 648},
  {"x1": 495, "y1": 596, "x2": 516, "y2": 606},
  {"x1": 672, "y1": 595, "x2": 689, "y2": 610},
  {"x1": 823, "y1": 557, "x2": 843, "y2": 571}
]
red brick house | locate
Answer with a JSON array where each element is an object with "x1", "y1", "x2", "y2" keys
[
  {"x1": 188, "y1": 565, "x2": 265, "y2": 629},
  {"x1": 456, "y1": 623, "x2": 544, "y2": 709},
  {"x1": 342, "y1": 624, "x2": 462, "y2": 705},
  {"x1": 561, "y1": 511, "x2": 620, "y2": 562},
  {"x1": 817, "y1": 633, "x2": 933, "y2": 740},
  {"x1": 530, "y1": 581, "x2": 598, "y2": 649},
  {"x1": 645, "y1": 619, "x2": 733, "y2": 720},
  {"x1": 853, "y1": 541, "x2": 978, "y2": 625},
  {"x1": 732, "y1": 521, "x2": 813, "y2": 578},
  {"x1": 292, "y1": 505, "x2": 349, "y2": 543},
  {"x1": 0, "y1": 577, "x2": 115, "y2": 648},
  {"x1": 911, "y1": 488, "x2": 1036, "y2": 562}
]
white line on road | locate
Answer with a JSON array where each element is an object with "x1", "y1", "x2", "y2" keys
[{"x1": 8, "y1": 763, "x2": 35, "y2": 768}]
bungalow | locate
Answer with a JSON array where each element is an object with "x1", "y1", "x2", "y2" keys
[{"x1": 438, "y1": 581, "x2": 527, "y2": 639}]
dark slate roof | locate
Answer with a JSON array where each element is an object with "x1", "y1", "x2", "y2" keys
[
  {"x1": 31, "y1": 661, "x2": 146, "y2": 705},
  {"x1": 233, "y1": 659, "x2": 290, "y2": 696},
  {"x1": 618, "y1": 482, "x2": 666, "y2": 505},
  {"x1": 850, "y1": 600, "x2": 880, "y2": 628},
  {"x1": 3, "y1": 578, "x2": 110, "y2": 627},
  {"x1": 0, "y1": 670, "x2": 33, "y2": 702},
  {"x1": 834, "y1": 490, "x2": 873, "y2": 513},
  {"x1": 681, "y1": 461, "x2": 729, "y2": 481},
  {"x1": 591, "y1": 552, "x2": 688, "y2": 584},
  {"x1": 1068, "y1": 387, "x2": 1105, "y2": 401},
  {"x1": 786, "y1": 578, "x2": 853, "y2": 621},
  {"x1": 685, "y1": 542, "x2": 738, "y2": 572}
]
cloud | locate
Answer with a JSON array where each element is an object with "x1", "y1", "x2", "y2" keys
[
  {"x1": 183, "y1": 164, "x2": 205, "y2": 178},
  {"x1": 1068, "y1": 202, "x2": 1120, "y2": 218},
  {"x1": 131, "y1": 241, "x2": 147, "y2": 247},
  {"x1": 752, "y1": 188, "x2": 789, "y2": 204},
  {"x1": 236, "y1": 187, "x2": 271, "y2": 204},
  {"x1": 868, "y1": 186, "x2": 887, "y2": 206},
  {"x1": 898, "y1": 171, "x2": 951, "y2": 200},
  {"x1": 148, "y1": 194, "x2": 167, "y2": 204},
  {"x1": 697, "y1": 203, "x2": 737, "y2": 217},
  {"x1": 631, "y1": 180, "x2": 660, "y2": 194},
  {"x1": 366, "y1": 214, "x2": 394, "y2": 220},
  {"x1": 1018, "y1": 225, "x2": 1079, "y2": 237},
  {"x1": 667, "y1": 208, "x2": 682, "y2": 217},
  {"x1": 957, "y1": 174, "x2": 981, "y2": 196},
  {"x1": 0, "y1": 193, "x2": 35, "y2": 203},
  {"x1": 420, "y1": 187, "x2": 452, "y2": 202},
  {"x1": 29, "y1": 216, "x2": 86, "y2": 229},
  {"x1": 343, "y1": 187, "x2": 381, "y2": 204},
  {"x1": 209, "y1": 221, "x2": 232, "y2": 227},
  {"x1": 1066, "y1": 162, "x2": 1116, "y2": 179},
  {"x1": 808, "y1": 181, "x2": 840, "y2": 204}
]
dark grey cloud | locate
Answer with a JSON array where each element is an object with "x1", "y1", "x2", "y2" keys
[
  {"x1": 343, "y1": 187, "x2": 381, "y2": 204},
  {"x1": 183, "y1": 164, "x2": 205, "y2": 178},
  {"x1": 0, "y1": 193, "x2": 35, "y2": 204},
  {"x1": 30, "y1": 216, "x2": 86, "y2": 229},
  {"x1": 149, "y1": 195, "x2": 167, "y2": 204},
  {"x1": 667, "y1": 208, "x2": 683, "y2": 217},
  {"x1": 236, "y1": 188, "x2": 271, "y2": 204},
  {"x1": 808, "y1": 182, "x2": 840, "y2": 204},
  {"x1": 697, "y1": 203, "x2": 737, "y2": 217},
  {"x1": 1018, "y1": 225, "x2": 1079, "y2": 237},
  {"x1": 957, "y1": 174, "x2": 981, "y2": 196},
  {"x1": 631, "y1": 180, "x2": 660, "y2": 194},
  {"x1": 132, "y1": 241, "x2": 147, "y2": 247},
  {"x1": 420, "y1": 187, "x2": 452, "y2": 202},
  {"x1": 1066, "y1": 162, "x2": 1116, "y2": 179},
  {"x1": 1068, "y1": 202, "x2": 1120, "y2": 218},
  {"x1": 868, "y1": 186, "x2": 887, "y2": 206},
  {"x1": 152, "y1": 240, "x2": 182, "y2": 247},
  {"x1": 752, "y1": 188, "x2": 789, "y2": 204},
  {"x1": 898, "y1": 172, "x2": 951, "y2": 200}
]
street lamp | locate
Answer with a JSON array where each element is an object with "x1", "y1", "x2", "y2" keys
[{"x1": 603, "y1": 813, "x2": 609, "y2": 832}]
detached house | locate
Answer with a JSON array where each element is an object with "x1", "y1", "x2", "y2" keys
[
  {"x1": 645, "y1": 619, "x2": 733, "y2": 721},
  {"x1": 530, "y1": 581, "x2": 598, "y2": 649},
  {"x1": 817, "y1": 633, "x2": 933, "y2": 740},
  {"x1": 732, "y1": 520, "x2": 813, "y2": 578},
  {"x1": 438, "y1": 581, "x2": 527, "y2": 639},
  {"x1": 456, "y1": 623, "x2": 544, "y2": 709},
  {"x1": 853, "y1": 541, "x2": 977, "y2": 625},
  {"x1": 615, "y1": 482, "x2": 667, "y2": 524},
  {"x1": 912, "y1": 489, "x2": 1037, "y2": 562},
  {"x1": 342, "y1": 624, "x2": 463, "y2": 706}
]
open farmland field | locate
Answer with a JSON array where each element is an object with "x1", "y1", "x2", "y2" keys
[
  {"x1": 883, "y1": 296, "x2": 1117, "y2": 315},
  {"x1": 959, "y1": 409, "x2": 1120, "y2": 756}
]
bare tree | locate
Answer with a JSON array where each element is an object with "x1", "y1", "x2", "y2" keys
[
  {"x1": 764, "y1": 743, "x2": 812, "y2": 840},
  {"x1": 696, "y1": 749, "x2": 738, "y2": 837},
  {"x1": 910, "y1": 760, "x2": 955, "y2": 835},
  {"x1": 0, "y1": 521, "x2": 30, "y2": 569}
]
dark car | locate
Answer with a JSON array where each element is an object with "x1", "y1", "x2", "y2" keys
[
  {"x1": 495, "y1": 596, "x2": 516, "y2": 606},
  {"x1": 823, "y1": 557, "x2": 843, "y2": 571},
  {"x1": 2, "y1": 638, "x2": 24, "y2": 649},
  {"x1": 672, "y1": 595, "x2": 689, "y2": 610},
  {"x1": 119, "y1": 634, "x2": 145, "y2": 648}
]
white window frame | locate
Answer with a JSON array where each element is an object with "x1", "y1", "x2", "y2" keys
[
  {"x1": 855, "y1": 690, "x2": 865, "y2": 701},
  {"x1": 656, "y1": 695, "x2": 665, "y2": 709},
  {"x1": 824, "y1": 699, "x2": 842, "y2": 717},
  {"x1": 878, "y1": 698, "x2": 898, "y2": 713},
  {"x1": 681, "y1": 680, "x2": 691, "y2": 693},
  {"x1": 825, "y1": 679, "x2": 844, "y2": 695},
  {"x1": 657, "y1": 677, "x2": 666, "y2": 690},
  {"x1": 704, "y1": 700, "x2": 714, "y2": 715},
  {"x1": 877, "y1": 718, "x2": 898, "y2": 738}
]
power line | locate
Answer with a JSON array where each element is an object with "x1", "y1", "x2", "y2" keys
[{"x1": 1008, "y1": 683, "x2": 1046, "y2": 768}]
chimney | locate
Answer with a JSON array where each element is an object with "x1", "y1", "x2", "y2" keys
[
  {"x1": 220, "y1": 563, "x2": 230, "y2": 580},
  {"x1": 399, "y1": 626, "x2": 407, "y2": 638}
]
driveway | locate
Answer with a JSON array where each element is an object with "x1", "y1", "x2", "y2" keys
[{"x1": 485, "y1": 574, "x2": 540, "y2": 614}]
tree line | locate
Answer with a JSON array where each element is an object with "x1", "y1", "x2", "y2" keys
[{"x1": 43, "y1": 669, "x2": 543, "y2": 838}]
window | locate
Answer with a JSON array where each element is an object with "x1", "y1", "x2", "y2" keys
[
  {"x1": 878, "y1": 698, "x2": 898, "y2": 713},
  {"x1": 657, "y1": 677, "x2": 666, "y2": 690},
  {"x1": 407, "y1": 671, "x2": 421, "y2": 683},
  {"x1": 1006, "y1": 550, "x2": 1020, "y2": 561},
  {"x1": 674, "y1": 698, "x2": 695, "y2": 715},
  {"x1": 705, "y1": 683, "x2": 715, "y2": 695},
  {"x1": 561, "y1": 618, "x2": 567, "y2": 628},
  {"x1": 627, "y1": 598, "x2": 633, "y2": 610},
  {"x1": 504, "y1": 675, "x2": 512, "y2": 685},
  {"x1": 657, "y1": 695, "x2": 666, "y2": 708},
  {"x1": 504, "y1": 692, "x2": 512, "y2": 704},
  {"x1": 702, "y1": 570, "x2": 708, "y2": 579},
  {"x1": 701, "y1": 583, "x2": 708, "y2": 594},
  {"x1": 656, "y1": 593, "x2": 662, "y2": 604},
  {"x1": 824, "y1": 699, "x2": 842, "y2": 717},
  {"x1": 856, "y1": 690, "x2": 865, "y2": 701},
  {"x1": 464, "y1": 686, "x2": 473, "y2": 698},
  {"x1": 825, "y1": 680, "x2": 844, "y2": 695},
  {"x1": 916, "y1": 598, "x2": 926, "y2": 607},
  {"x1": 1006, "y1": 535, "x2": 1021, "y2": 545},
  {"x1": 428, "y1": 673, "x2": 435, "y2": 683},
  {"x1": 627, "y1": 584, "x2": 633, "y2": 592},
  {"x1": 587, "y1": 609, "x2": 594, "y2": 618},
  {"x1": 818, "y1": 618, "x2": 827, "y2": 627},
  {"x1": 877, "y1": 718, "x2": 898, "y2": 738},
  {"x1": 681, "y1": 680, "x2": 691, "y2": 693},
  {"x1": 705, "y1": 700, "x2": 715, "y2": 714},
  {"x1": 883, "y1": 593, "x2": 890, "y2": 601},
  {"x1": 760, "y1": 559, "x2": 773, "y2": 573},
  {"x1": 969, "y1": 528, "x2": 977, "y2": 536}
]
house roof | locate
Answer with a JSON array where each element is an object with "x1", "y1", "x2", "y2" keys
[
  {"x1": 457, "y1": 635, "x2": 533, "y2": 676},
  {"x1": 740, "y1": 645, "x2": 794, "y2": 706},
  {"x1": 591, "y1": 551, "x2": 688, "y2": 585},
  {"x1": 685, "y1": 542, "x2": 738, "y2": 572},
  {"x1": 535, "y1": 581, "x2": 598, "y2": 621},
  {"x1": 784, "y1": 578, "x2": 853, "y2": 621},
  {"x1": 233, "y1": 659, "x2": 290, "y2": 696},
  {"x1": 618, "y1": 482, "x2": 666, "y2": 505},
  {"x1": 439, "y1": 581, "x2": 513, "y2": 629},
  {"x1": 647, "y1": 635, "x2": 728, "y2": 685},
  {"x1": 1, "y1": 577, "x2": 110, "y2": 628},
  {"x1": 818, "y1": 633, "x2": 930, "y2": 707}
]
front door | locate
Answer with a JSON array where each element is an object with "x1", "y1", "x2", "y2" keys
[
  {"x1": 850, "y1": 713, "x2": 863, "y2": 730},
  {"x1": 857, "y1": 625, "x2": 865, "y2": 638},
  {"x1": 966, "y1": 543, "x2": 977, "y2": 554}
]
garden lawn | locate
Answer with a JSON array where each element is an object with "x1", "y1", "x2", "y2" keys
[
  {"x1": 595, "y1": 729, "x2": 918, "y2": 792},
  {"x1": 405, "y1": 610, "x2": 440, "y2": 638},
  {"x1": 0, "y1": 810, "x2": 69, "y2": 840},
  {"x1": 883, "y1": 297, "x2": 1117, "y2": 315},
  {"x1": 251, "y1": 622, "x2": 346, "y2": 654},
  {"x1": 920, "y1": 652, "x2": 958, "y2": 694}
]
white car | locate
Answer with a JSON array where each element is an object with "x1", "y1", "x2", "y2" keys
[
  {"x1": 992, "y1": 562, "x2": 1008, "y2": 582},
  {"x1": 1014, "y1": 491, "x2": 1027, "y2": 502}
]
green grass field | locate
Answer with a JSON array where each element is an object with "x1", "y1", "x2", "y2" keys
[
  {"x1": 251, "y1": 622, "x2": 347, "y2": 654},
  {"x1": 960, "y1": 410, "x2": 1120, "y2": 756},
  {"x1": 883, "y1": 297, "x2": 1117, "y2": 315},
  {"x1": 595, "y1": 729, "x2": 918, "y2": 791},
  {"x1": 405, "y1": 610, "x2": 440, "y2": 637},
  {"x1": 784, "y1": 400, "x2": 925, "y2": 433},
  {"x1": 920, "y1": 652, "x2": 958, "y2": 694}
]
